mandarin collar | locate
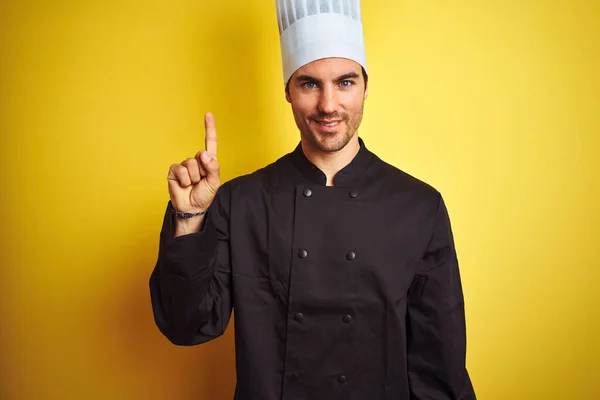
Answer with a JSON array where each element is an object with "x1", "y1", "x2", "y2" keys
[{"x1": 289, "y1": 137, "x2": 374, "y2": 187}]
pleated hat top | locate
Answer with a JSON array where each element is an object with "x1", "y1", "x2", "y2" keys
[{"x1": 275, "y1": 0, "x2": 367, "y2": 85}]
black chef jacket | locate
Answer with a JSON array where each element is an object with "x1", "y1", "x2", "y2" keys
[{"x1": 150, "y1": 138, "x2": 476, "y2": 400}]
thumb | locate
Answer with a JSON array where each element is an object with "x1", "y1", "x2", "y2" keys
[{"x1": 200, "y1": 150, "x2": 220, "y2": 179}]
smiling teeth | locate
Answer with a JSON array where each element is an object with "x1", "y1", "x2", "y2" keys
[{"x1": 321, "y1": 122, "x2": 338, "y2": 126}]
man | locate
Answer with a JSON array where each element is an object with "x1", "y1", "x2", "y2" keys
[{"x1": 150, "y1": 1, "x2": 476, "y2": 399}]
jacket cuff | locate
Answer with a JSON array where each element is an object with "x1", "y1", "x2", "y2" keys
[{"x1": 157, "y1": 201, "x2": 218, "y2": 280}]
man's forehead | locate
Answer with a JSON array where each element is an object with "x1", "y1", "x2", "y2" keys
[{"x1": 294, "y1": 58, "x2": 362, "y2": 79}]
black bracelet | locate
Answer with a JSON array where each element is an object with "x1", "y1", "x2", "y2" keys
[{"x1": 171, "y1": 209, "x2": 208, "y2": 219}]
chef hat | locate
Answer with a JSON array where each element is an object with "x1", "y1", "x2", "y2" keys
[{"x1": 276, "y1": 0, "x2": 368, "y2": 85}]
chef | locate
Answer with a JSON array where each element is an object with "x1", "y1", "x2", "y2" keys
[{"x1": 149, "y1": 1, "x2": 476, "y2": 399}]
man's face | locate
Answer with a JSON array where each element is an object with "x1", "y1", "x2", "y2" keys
[{"x1": 286, "y1": 58, "x2": 368, "y2": 153}]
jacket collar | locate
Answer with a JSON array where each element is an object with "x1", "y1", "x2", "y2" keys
[{"x1": 289, "y1": 137, "x2": 374, "y2": 187}]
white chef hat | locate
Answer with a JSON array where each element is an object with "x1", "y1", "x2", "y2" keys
[{"x1": 276, "y1": 0, "x2": 368, "y2": 85}]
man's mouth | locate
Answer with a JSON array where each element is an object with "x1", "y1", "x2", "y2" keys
[{"x1": 315, "y1": 120, "x2": 342, "y2": 128}]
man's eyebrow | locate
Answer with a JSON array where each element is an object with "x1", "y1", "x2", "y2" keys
[
  {"x1": 295, "y1": 74, "x2": 322, "y2": 84},
  {"x1": 335, "y1": 72, "x2": 360, "y2": 82},
  {"x1": 294, "y1": 72, "x2": 361, "y2": 84}
]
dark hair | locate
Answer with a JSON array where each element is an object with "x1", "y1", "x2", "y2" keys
[{"x1": 285, "y1": 66, "x2": 369, "y2": 94}]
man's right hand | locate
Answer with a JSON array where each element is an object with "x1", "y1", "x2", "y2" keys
[{"x1": 167, "y1": 112, "x2": 221, "y2": 237}]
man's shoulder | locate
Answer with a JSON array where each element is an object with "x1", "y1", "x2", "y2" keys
[
  {"x1": 219, "y1": 152, "x2": 291, "y2": 193},
  {"x1": 373, "y1": 154, "x2": 440, "y2": 199}
]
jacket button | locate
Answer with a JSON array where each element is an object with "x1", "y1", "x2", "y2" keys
[
  {"x1": 337, "y1": 375, "x2": 348, "y2": 384},
  {"x1": 342, "y1": 314, "x2": 352, "y2": 323},
  {"x1": 349, "y1": 190, "x2": 358, "y2": 198},
  {"x1": 291, "y1": 373, "x2": 300, "y2": 381},
  {"x1": 346, "y1": 251, "x2": 356, "y2": 261},
  {"x1": 298, "y1": 249, "x2": 308, "y2": 258},
  {"x1": 294, "y1": 313, "x2": 304, "y2": 322},
  {"x1": 303, "y1": 188, "x2": 312, "y2": 197}
]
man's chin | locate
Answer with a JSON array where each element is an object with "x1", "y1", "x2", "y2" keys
[{"x1": 309, "y1": 132, "x2": 350, "y2": 153}]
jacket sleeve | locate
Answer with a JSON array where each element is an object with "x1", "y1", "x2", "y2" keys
[
  {"x1": 406, "y1": 194, "x2": 476, "y2": 399},
  {"x1": 149, "y1": 184, "x2": 233, "y2": 346}
]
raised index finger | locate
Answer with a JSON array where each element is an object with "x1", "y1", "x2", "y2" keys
[{"x1": 204, "y1": 112, "x2": 217, "y2": 157}]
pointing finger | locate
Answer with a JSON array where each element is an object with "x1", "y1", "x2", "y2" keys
[{"x1": 204, "y1": 112, "x2": 217, "y2": 157}]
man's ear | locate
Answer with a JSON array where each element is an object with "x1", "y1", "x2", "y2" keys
[
  {"x1": 285, "y1": 88, "x2": 292, "y2": 103},
  {"x1": 364, "y1": 83, "x2": 369, "y2": 100}
]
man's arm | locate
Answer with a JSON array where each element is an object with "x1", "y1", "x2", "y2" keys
[
  {"x1": 149, "y1": 185, "x2": 233, "y2": 346},
  {"x1": 407, "y1": 194, "x2": 476, "y2": 399},
  {"x1": 149, "y1": 111, "x2": 233, "y2": 346}
]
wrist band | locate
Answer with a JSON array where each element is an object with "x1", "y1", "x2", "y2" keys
[{"x1": 171, "y1": 209, "x2": 208, "y2": 219}]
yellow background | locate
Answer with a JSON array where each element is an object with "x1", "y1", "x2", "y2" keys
[{"x1": 1, "y1": 0, "x2": 598, "y2": 399}]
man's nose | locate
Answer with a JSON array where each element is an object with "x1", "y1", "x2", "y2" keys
[{"x1": 317, "y1": 85, "x2": 338, "y2": 115}]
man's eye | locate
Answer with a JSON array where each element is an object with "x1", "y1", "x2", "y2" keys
[
  {"x1": 340, "y1": 80, "x2": 353, "y2": 88},
  {"x1": 302, "y1": 82, "x2": 317, "y2": 89}
]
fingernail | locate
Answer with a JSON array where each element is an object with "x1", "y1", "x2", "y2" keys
[{"x1": 202, "y1": 152, "x2": 212, "y2": 162}]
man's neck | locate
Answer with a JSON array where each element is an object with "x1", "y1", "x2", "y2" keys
[{"x1": 301, "y1": 135, "x2": 360, "y2": 186}]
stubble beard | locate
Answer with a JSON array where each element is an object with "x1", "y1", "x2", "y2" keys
[{"x1": 295, "y1": 101, "x2": 365, "y2": 153}]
